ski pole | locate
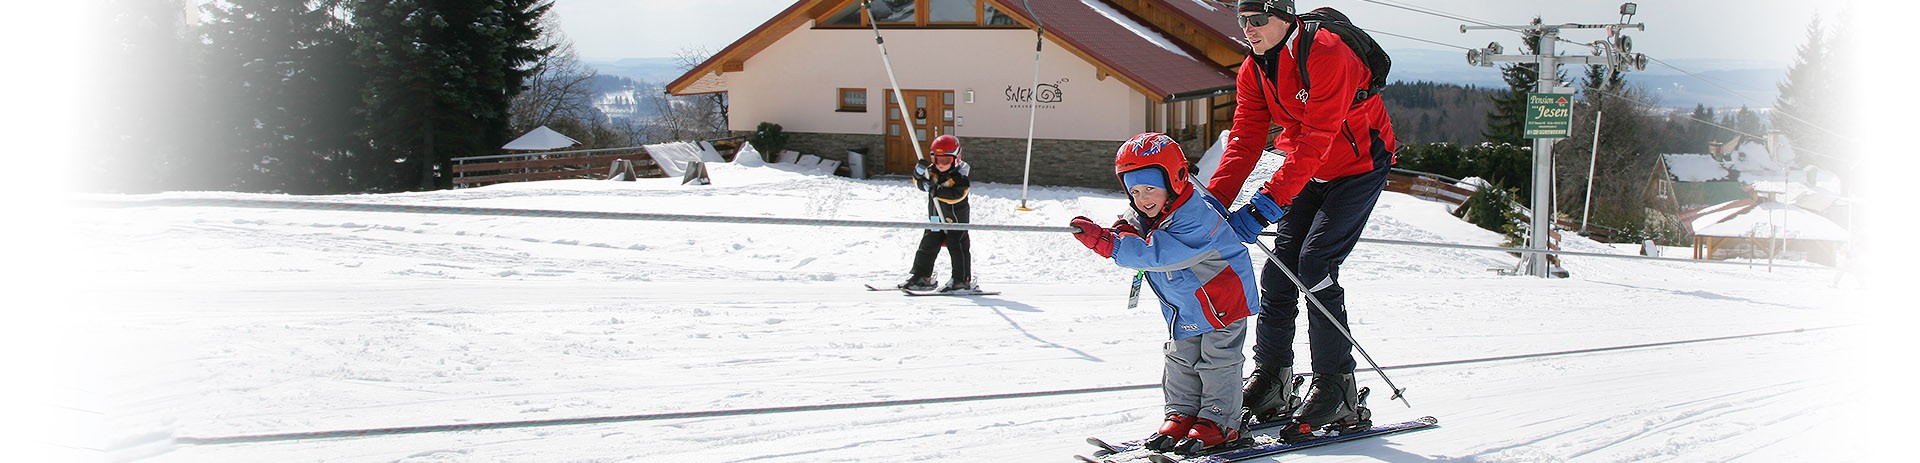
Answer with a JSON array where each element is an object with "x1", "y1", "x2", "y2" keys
[
  {"x1": 861, "y1": 1, "x2": 941, "y2": 224},
  {"x1": 1189, "y1": 175, "x2": 1411, "y2": 407},
  {"x1": 1125, "y1": 270, "x2": 1145, "y2": 309}
]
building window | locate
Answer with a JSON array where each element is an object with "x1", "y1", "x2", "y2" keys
[
  {"x1": 839, "y1": 88, "x2": 868, "y2": 112},
  {"x1": 983, "y1": 4, "x2": 1016, "y2": 25},
  {"x1": 815, "y1": 0, "x2": 1024, "y2": 28},
  {"x1": 820, "y1": 4, "x2": 863, "y2": 26},
  {"x1": 870, "y1": 0, "x2": 916, "y2": 23},
  {"x1": 928, "y1": 0, "x2": 976, "y2": 23}
]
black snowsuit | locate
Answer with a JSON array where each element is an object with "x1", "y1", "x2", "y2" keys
[{"x1": 910, "y1": 160, "x2": 971, "y2": 283}]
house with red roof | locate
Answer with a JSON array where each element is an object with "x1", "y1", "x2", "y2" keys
[{"x1": 667, "y1": 0, "x2": 1250, "y2": 188}]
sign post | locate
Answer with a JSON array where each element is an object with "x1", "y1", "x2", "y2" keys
[{"x1": 1465, "y1": 6, "x2": 1647, "y2": 278}]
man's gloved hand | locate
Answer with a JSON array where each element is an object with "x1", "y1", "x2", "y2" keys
[
  {"x1": 1111, "y1": 218, "x2": 1139, "y2": 236},
  {"x1": 1069, "y1": 216, "x2": 1117, "y2": 258},
  {"x1": 914, "y1": 161, "x2": 929, "y2": 178},
  {"x1": 1226, "y1": 189, "x2": 1286, "y2": 243}
]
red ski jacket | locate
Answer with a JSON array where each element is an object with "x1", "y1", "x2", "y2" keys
[{"x1": 1205, "y1": 26, "x2": 1397, "y2": 207}]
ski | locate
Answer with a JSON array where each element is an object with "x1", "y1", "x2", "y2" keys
[
  {"x1": 1082, "y1": 416, "x2": 1298, "y2": 458},
  {"x1": 1074, "y1": 416, "x2": 1437, "y2": 463},
  {"x1": 868, "y1": 284, "x2": 999, "y2": 296},
  {"x1": 902, "y1": 288, "x2": 1000, "y2": 297}
]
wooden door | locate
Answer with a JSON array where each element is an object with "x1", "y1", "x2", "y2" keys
[{"x1": 883, "y1": 89, "x2": 956, "y2": 174}]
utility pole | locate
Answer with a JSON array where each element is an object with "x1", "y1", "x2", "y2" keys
[
  {"x1": 1583, "y1": 109, "x2": 1602, "y2": 234},
  {"x1": 1465, "y1": 3, "x2": 1648, "y2": 277}
]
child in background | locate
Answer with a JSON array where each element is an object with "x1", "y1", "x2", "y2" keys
[
  {"x1": 1068, "y1": 132, "x2": 1261, "y2": 454},
  {"x1": 897, "y1": 134, "x2": 976, "y2": 292}
]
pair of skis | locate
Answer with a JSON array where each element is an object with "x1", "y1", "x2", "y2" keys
[
  {"x1": 1076, "y1": 415, "x2": 1438, "y2": 463},
  {"x1": 865, "y1": 283, "x2": 1001, "y2": 297}
]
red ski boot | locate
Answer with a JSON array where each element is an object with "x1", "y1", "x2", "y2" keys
[
  {"x1": 1144, "y1": 412, "x2": 1196, "y2": 452},
  {"x1": 1172, "y1": 417, "x2": 1241, "y2": 454}
]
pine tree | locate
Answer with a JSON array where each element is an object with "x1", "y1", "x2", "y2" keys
[
  {"x1": 1683, "y1": 104, "x2": 1716, "y2": 152},
  {"x1": 1774, "y1": 15, "x2": 1841, "y2": 170},
  {"x1": 202, "y1": 0, "x2": 365, "y2": 193},
  {"x1": 82, "y1": 0, "x2": 208, "y2": 193},
  {"x1": 1734, "y1": 106, "x2": 1764, "y2": 138},
  {"x1": 1552, "y1": 63, "x2": 1656, "y2": 241},
  {"x1": 351, "y1": 0, "x2": 553, "y2": 191},
  {"x1": 1483, "y1": 17, "x2": 1563, "y2": 147}
]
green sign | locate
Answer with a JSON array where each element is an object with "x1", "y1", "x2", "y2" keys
[{"x1": 1524, "y1": 92, "x2": 1573, "y2": 139}]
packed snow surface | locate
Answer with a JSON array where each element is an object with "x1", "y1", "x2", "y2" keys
[{"x1": 46, "y1": 161, "x2": 1903, "y2": 462}]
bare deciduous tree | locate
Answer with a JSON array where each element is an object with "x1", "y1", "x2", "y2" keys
[
  {"x1": 639, "y1": 47, "x2": 728, "y2": 143},
  {"x1": 509, "y1": 14, "x2": 602, "y2": 139}
]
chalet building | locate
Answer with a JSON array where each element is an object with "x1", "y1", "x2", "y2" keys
[
  {"x1": 666, "y1": 0, "x2": 1253, "y2": 189},
  {"x1": 1647, "y1": 131, "x2": 1850, "y2": 261}
]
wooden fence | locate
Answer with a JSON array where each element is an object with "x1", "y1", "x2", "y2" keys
[
  {"x1": 1381, "y1": 169, "x2": 1621, "y2": 242},
  {"x1": 1384, "y1": 169, "x2": 1476, "y2": 214},
  {"x1": 452, "y1": 146, "x2": 661, "y2": 188}
]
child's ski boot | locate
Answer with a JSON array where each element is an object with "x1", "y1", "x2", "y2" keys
[
  {"x1": 1143, "y1": 412, "x2": 1195, "y2": 452},
  {"x1": 938, "y1": 277, "x2": 977, "y2": 292},
  {"x1": 1172, "y1": 417, "x2": 1241, "y2": 455},
  {"x1": 897, "y1": 276, "x2": 936, "y2": 291}
]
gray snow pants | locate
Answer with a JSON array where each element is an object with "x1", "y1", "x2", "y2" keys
[{"x1": 1163, "y1": 319, "x2": 1248, "y2": 428}]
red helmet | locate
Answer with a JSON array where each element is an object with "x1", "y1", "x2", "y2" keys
[
  {"x1": 1113, "y1": 132, "x2": 1190, "y2": 197},
  {"x1": 929, "y1": 134, "x2": 962, "y2": 159}
]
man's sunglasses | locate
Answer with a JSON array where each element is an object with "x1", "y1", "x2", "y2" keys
[{"x1": 1237, "y1": 13, "x2": 1282, "y2": 28}]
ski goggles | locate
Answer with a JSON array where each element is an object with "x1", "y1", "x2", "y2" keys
[
  {"x1": 1237, "y1": 12, "x2": 1283, "y2": 28},
  {"x1": 932, "y1": 154, "x2": 956, "y2": 165}
]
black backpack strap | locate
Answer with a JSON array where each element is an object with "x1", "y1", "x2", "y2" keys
[{"x1": 1295, "y1": 21, "x2": 1319, "y2": 98}]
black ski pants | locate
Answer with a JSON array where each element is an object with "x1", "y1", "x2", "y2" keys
[
  {"x1": 910, "y1": 229, "x2": 970, "y2": 282},
  {"x1": 1251, "y1": 163, "x2": 1389, "y2": 375}
]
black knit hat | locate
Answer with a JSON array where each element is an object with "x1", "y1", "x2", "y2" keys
[{"x1": 1237, "y1": 0, "x2": 1295, "y2": 16}]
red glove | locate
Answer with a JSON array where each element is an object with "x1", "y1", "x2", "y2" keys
[
  {"x1": 1069, "y1": 216, "x2": 1117, "y2": 258},
  {"x1": 1111, "y1": 219, "x2": 1139, "y2": 236}
]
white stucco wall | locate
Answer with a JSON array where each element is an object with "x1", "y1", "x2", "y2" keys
[{"x1": 721, "y1": 25, "x2": 1147, "y2": 141}]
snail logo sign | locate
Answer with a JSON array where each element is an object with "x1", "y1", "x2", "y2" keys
[
  {"x1": 1007, "y1": 78, "x2": 1067, "y2": 110},
  {"x1": 1524, "y1": 92, "x2": 1573, "y2": 139}
]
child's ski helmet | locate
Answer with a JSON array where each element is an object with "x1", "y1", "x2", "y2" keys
[
  {"x1": 1113, "y1": 132, "x2": 1190, "y2": 197},
  {"x1": 929, "y1": 134, "x2": 962, "y2": 159}
]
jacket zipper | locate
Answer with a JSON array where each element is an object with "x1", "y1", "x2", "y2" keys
[{"x1": 1341, "y1": 122, "x2": 1360, "y2": 158}]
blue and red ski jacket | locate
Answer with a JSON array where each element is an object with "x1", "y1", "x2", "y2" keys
[{"x1": 1111, "y1": 191, "x2": 1261, "y2": 340}]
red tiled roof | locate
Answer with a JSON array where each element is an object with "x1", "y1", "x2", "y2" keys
[
  {"x1": 998, "y1": 0, "x2": 1233, "y2": 101},
  {"x1": 669, "y1": 0, "x2": 1236, "y2": 101},
  {"x1": 1153, "y1": 0, "x2": 1250, "y2": 51}
]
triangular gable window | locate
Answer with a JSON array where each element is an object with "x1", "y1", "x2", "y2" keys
[{"x1": 816, "y1": 0, "x2": 1022, "y2": 28}]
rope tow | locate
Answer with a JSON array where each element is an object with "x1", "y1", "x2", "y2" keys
[
  {"x1": 76, "y1": 196, "x2": 1838, "y2": 270},
  {"x1": 74, "y1": 197, "x2": 1075, "y2": 234},
  {"x1": 174, "y1": 325, "x2": 1846, "y2": 445}
]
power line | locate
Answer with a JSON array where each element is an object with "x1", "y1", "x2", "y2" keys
[
  {"x1": 1360, "y1": 1, "x2": 1854, "y2": 163},
  {"x1": 1356, "y1": 0, "x2": 1514, "y2": 35},
  {"x1": 1643, "y1": 55, "x2": 1848, "y2": 142},
  {"x1": 1368, "y1": 0, "x2": 1850, "y2": 144},
  {"x1": 1586, "y1": 86, "x2": 1848, "y2": 165},
  {"x1": 1363, "y1": 27, "x2": 1469, "y2": 50}
]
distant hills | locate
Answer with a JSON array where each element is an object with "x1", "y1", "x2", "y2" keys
[
  {"x1": 584, "y1": 57, "x2": 693, "y2": 87},
  {"x1": 587, "y1": 50, "x2": 1787, "y2": 110},
  {"x1": 1385, "y1": 48, "x2": 1786, "y2": 109}
]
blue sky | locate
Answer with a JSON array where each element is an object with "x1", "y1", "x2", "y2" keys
[{"x1": 551, "y1": 0, "x2": 1855, "y2": 66}]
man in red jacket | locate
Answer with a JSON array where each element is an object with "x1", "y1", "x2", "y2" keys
[{"x1": 1206, "y1": 0, "x2": 1396, "y2": 438}]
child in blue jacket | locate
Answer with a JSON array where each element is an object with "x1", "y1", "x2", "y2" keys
[{"x1": 1068, "y1": 132, "x2": 1262, "y2": 454}]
